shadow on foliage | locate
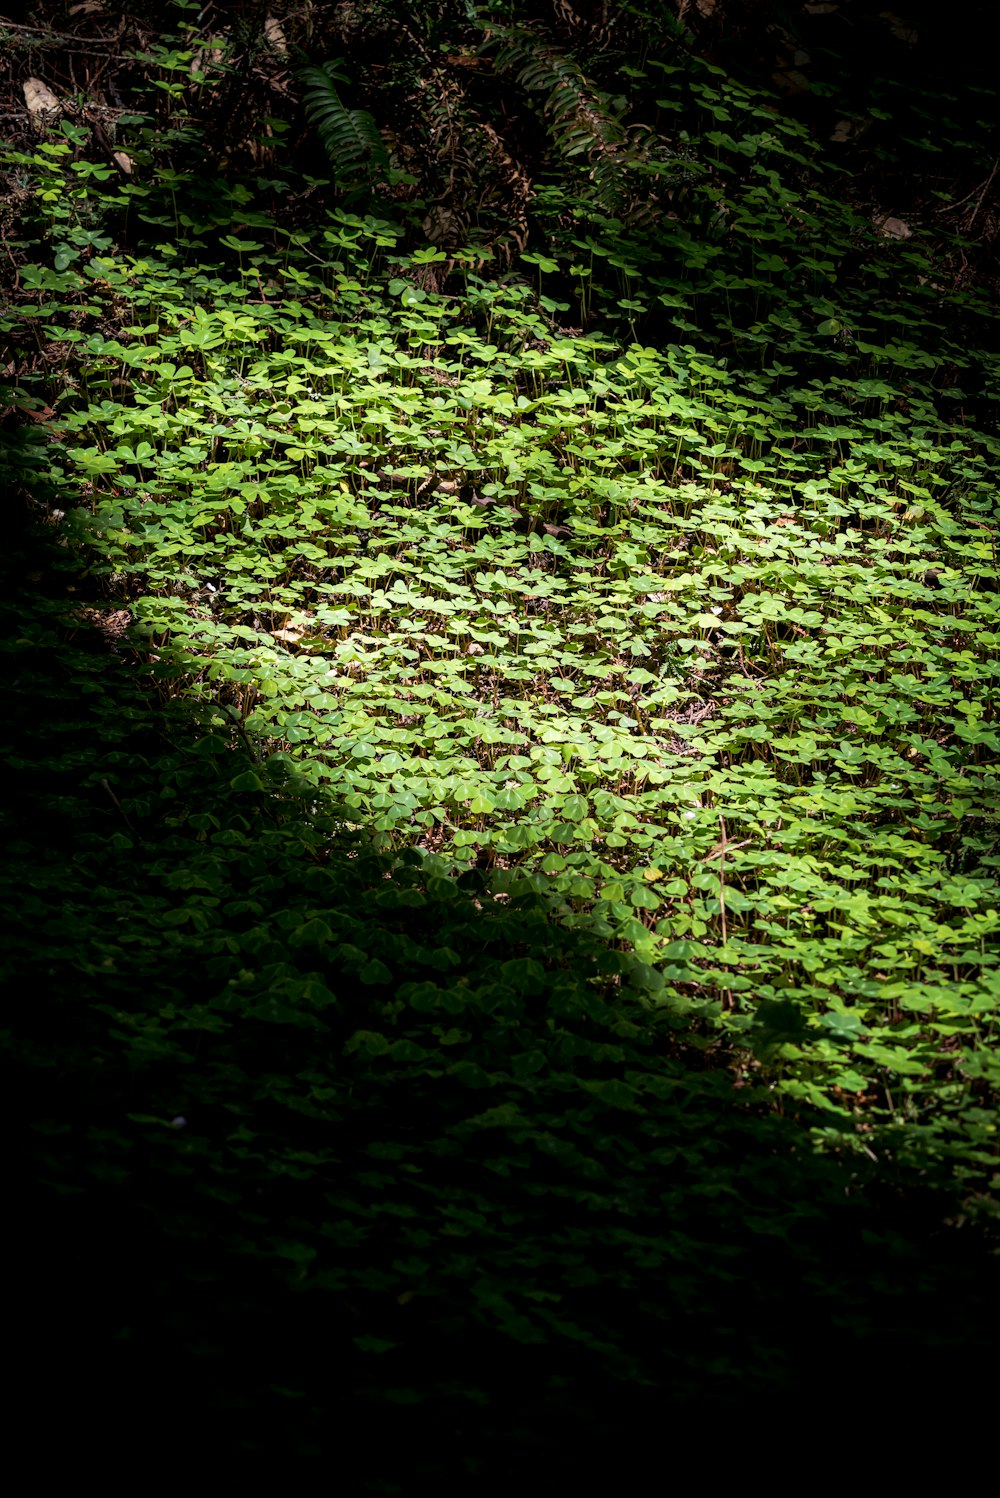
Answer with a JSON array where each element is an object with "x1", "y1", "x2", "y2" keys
[{"x1": 2, "y1": 423, "x2": 996, "y2": 1483}]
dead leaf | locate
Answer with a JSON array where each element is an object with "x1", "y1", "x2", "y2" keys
[
  {"x1": 24, "y1": 78, "x2": 60, "y2": 120},
  {"x1": 877, "y1": 216, "x2": 912, "y2": 239},
  {"x1": 264, "y1": 15, "x2": 288, "y2": 53},
  {"x1": 880, "y1": 11, "x2": 918, "y2": 44},
  {"x1": 191, "y1": 41, "x2": 225, "y2": 78},
  {"x1": 113, "y1": 151, "x2": 134, "y2": 175},
  {"x1": 7, "y1": 401, "x2": 64, "y2": 435}
]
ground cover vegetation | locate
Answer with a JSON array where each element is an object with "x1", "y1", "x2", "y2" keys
[{"x1": 3, "y1": 0, "x2": 999, "y2": 1477}]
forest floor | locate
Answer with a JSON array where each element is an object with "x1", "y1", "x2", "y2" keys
[{"x1": 3, "y1": 2, "x2": 1000, "y2": 1483}]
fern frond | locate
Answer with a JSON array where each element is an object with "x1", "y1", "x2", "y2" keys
[
  {"x1": 488, "y1": 25, "x2": 625, "y2": 159},
  {"x1": 491, "y1": 28, "x2": 619, "y2": 139},
  {"x1": 297, "y1": 60, "x2": 389, "y2": 190},
  {"x1": 486, "y1": 24, "x2": 629, "y2": 217}
]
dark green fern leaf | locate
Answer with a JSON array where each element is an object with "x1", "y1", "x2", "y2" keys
[
  {"x1": 489, "y1": 25, "x2": 625, "y2": 153},
  {"x1": 486, "y1": 24, "x2": 629, "y2": 216},
  {"x1": 297, "y1": 59, "x2": 389, "y2": 191}
]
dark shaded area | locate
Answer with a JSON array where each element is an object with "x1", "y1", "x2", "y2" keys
[{"x1": 3, "y1": 432, "x2": 997, "y2": 1484}]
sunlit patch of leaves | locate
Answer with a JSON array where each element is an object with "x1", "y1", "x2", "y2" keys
[{"x1": 5, "y1": 153, "x2": 998, "y2": 1214}]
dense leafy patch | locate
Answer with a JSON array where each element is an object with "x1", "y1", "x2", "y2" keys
[
  {"x1": 10, "y1": 203, "x2": 999, "y2": 1196},
  {"x1": 3, "y1": 508, "x2": 995, "y2": 1471}
]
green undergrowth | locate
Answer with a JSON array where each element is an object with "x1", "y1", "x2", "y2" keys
[
  {"x1": 3, "y1": 506, "x2": 997, "y2": 1469},
  {"x1": 8, "y1": 209, "x2": 1000, "y2": 1199},
  {"x1": 3, "y1": 15, "x2": 1000, "y2": 1470}
]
